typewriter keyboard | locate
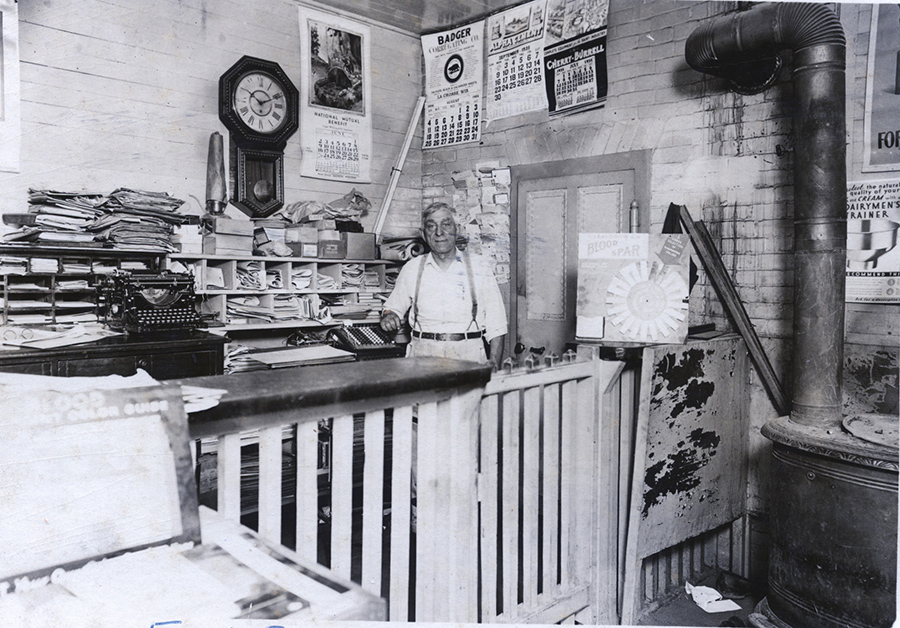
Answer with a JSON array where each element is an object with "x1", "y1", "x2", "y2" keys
[{"x1": 131, "y1": 308, "x2": 201, "y2": 332}]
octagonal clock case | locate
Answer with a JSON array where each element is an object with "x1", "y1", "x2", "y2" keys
[{"x1": 219, "y1": 56, "x2": 299, "y2": 217}]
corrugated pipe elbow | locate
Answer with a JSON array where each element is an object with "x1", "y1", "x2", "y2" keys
[{"x1": 685, "y1": 2, "x2": 845, "y2": 95}]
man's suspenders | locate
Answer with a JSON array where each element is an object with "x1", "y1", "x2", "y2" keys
[{"x1": 411, "y1": 251, "x2": 479, "y2": 332}]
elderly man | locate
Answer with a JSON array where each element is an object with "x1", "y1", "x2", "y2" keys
[{"x1": 380, "y1": 202, "x2": 507, "y2": 369}]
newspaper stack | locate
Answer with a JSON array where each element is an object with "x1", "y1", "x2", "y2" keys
[{"x1": 2, "y1": 188, "x2": 189, "y2": 252}]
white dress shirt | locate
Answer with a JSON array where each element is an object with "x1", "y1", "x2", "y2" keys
[{"x1": 383, "y1": 250, "x2": 507, "y2": 342}]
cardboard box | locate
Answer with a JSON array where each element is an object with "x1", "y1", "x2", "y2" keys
[
  {"x1": 285, "y1": 225, "x2": 318, "y2": 244},
  {"x1": 342, "y1": 232, "x2": 376, "y2": 260},
  {"x1": 287, "y1": 242, "x2": 320, "y2": 258},
  {"x1": 206, "y1": 217, "x2": 254, "y2": 236},
  {"x1": 203, "y1": 233, "x2": 253, "y2": 255}
]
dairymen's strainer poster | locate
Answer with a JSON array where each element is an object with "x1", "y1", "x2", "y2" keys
[{"x1": 846, "y1": 179, "x2": 900, "y2": 303}]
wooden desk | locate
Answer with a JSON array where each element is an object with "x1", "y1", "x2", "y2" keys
[{"x1": 0, "y1": 330, "x2": 226, "y2": 379}]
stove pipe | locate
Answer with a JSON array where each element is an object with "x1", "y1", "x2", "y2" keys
[
  {"x1": 685, "y1": 1, "x2": 847, "y2": 428},
  {"x1": 686, "y1": 6, "x2": 897, "y2": 628}
]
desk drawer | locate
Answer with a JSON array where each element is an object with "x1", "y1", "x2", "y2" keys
[
  {"x1": 60, "y1": 355, "x2": 138, "y2": 377},
  {"x1": 0, "y1": 360, "x2": 52, "y2": 376},
  {"x1": 150, "y1": 349, "x2": 220, "y2": 379}
]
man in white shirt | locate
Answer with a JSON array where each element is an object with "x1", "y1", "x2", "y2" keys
[{"x1": 380, "y1": 202, "x2": 507, "y2": 369}]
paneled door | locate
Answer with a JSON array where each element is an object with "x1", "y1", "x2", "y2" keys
[{"x1": 511, "y1": 152, "x2": 649, "y2": 357}]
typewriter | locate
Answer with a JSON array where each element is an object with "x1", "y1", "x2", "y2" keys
[
  {"x1": 327, "y1": 322, "x2": 406, "y2": 360},
  {"x1": 98, "y1": 271, "x2": 201, "y2": 334}
]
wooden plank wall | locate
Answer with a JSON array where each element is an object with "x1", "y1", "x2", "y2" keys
[
  {"x1": 637, "y1": 519, "x2": 747, "y2": 621},
  {"x1": 6, "y1": 0, "x2": 424, "y2": 236}
]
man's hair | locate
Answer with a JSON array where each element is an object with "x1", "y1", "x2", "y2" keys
[{"x1": 422, "y1": 202, "x2": 455, "y2": 222}]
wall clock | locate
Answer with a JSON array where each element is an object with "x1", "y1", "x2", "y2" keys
[{"x1": 219, "y1": 56, "x2": 299, "y2": 217}]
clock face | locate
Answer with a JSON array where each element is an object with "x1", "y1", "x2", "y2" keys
[{"x1": 233, "y1": 71, "x2": 288, "y2": 134}]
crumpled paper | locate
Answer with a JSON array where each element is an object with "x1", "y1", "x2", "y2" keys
[{"x1": 685, "y1": 581, "x2": 742, "y2": 613}]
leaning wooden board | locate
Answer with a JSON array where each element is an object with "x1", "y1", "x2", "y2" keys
[{"x1": 621, "y1": 334, "x2": 749, "y2": 624}]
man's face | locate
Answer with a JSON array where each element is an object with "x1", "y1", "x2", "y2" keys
[{"x1": 423, "y1": 207, "x2": 457, "y2": 256}]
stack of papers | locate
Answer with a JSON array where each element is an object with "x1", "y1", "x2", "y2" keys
[
  {"x1": 226, "y1": 296, "x2": 273, "y2": 323},
  {"x1": 2, "y1": 188, "x2": 189, "y2": 252},
  {"x1": 246, "y1": 345, "x2": 355, "y2": 368},
  {"x1": 342, "y1": 263, "x2": 364, "y2": 288},
  {"x1": 30, "y1": 258, "x2": 59, "y2": 273},
  {"x1": 292, "y1": 268, "x2": 313, "y2": 290},
  {"x1": 266, "y1": 269, "x2": 283, "y2": 289},
  {"x1": 236, "y1": 261, "x2": 263, "y2": 290},
  {"x1": 317, "y1": 273, "x2": 337, "y2": 290},
  {"x1": 0, "y1": 324, "x2": 121, "y2": 349},
  {"x1": 0, "y1": 256, "x2": 27, "y2": 275}
]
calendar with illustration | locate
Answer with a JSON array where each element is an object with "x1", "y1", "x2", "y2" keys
[
  {"x1": 421, "y1": 23, "x2": 484, "y2": 148},
  {"x1": 485, "y1": 0, "x2": 548, "y2": 120}
]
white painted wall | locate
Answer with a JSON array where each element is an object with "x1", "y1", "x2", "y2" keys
[{"x1": 3, "y1": 0, "x2": 424, "y2": 235}]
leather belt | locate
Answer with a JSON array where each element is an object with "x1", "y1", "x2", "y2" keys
[{"x1": 412, "y1": 330, "x2": 484, "y2": 341}]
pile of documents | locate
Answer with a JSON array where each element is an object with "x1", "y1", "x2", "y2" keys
[{"x1": 2, "y1": 188, "x2": 189, "y2": 252}]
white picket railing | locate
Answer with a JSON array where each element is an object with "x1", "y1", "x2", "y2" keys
[{"x1": 186, "y1": 355, "x2": 626, "y2": 623}]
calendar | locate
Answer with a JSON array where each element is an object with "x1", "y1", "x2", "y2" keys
[
  {"x1": 552, "y1": 56, "x2": 597, "y2": 111},
  {"x1": 315, "y1": 129, "x2": 360, "y2": 178},
  {"x1": 486, "y1": 0, "x2": 548, "y2": 121},
  {"x1": 543, "y1": 0, "x2": 609, "y2": 116},
  {"x1": 423, "y1": 101, "x2": 480, "y2": 148},
  {"x1": 421, "y1": 22, "x2": 485, "y2": 149},
  {"x1": 298, "y1": 8, "x2": 373, "y2": 182}
]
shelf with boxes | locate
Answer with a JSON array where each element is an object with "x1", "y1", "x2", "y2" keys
[
  {"x1": 167, "y1": 253, "x2": 398, "y2": 332},
  {"x1": 0, "y1": 246, "x2": 164, "y2": 326}
]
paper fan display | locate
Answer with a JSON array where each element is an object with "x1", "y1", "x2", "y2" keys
[
  {"x1": 605, "y1": 261, "x2": 688, "y2": 342},
  {"x1": 576, "y1": 233, "x2": 691, "y2": 344}
]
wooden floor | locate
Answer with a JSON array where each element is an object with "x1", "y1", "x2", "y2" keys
[{"x1": 637, "y1": 573, "x2": 764, "y2": 627}]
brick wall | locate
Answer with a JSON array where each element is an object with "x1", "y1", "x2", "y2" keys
[{"x1": 418, "y1": 1, "x2": 898, "y2": 512}]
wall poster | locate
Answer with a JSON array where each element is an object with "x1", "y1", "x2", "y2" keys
[
  {"x1": 421, "y1": 22, "x2": 484, "y2": 149},
  {"x1": 864, "y1": 4, "x2": 900, "y2": 173},
  {"x1": 298, "y1": 8, "x2": 372, "y2": 182},
  {"x1": 575, "y1": 233, "x2": 690, "y2": 344},
  {"x1": 542, "y1": 0, "x2": 609, "y2": 116},
  {"x1": 846, "y1": 179, "x2": 900, "y2": 303},
  {"x1": 485, "y1": 0, "x2": 548, "y2": 121},
  {"x1": 0, "y1": 0, "x2": 20, "y2": 173}
]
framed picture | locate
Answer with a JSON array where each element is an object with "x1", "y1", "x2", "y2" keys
[
  {"x1": 863, "y1": 4, "x2": 900, "y2": 173},
  {"x1": 0, "y1": 0, "x2": 20, "y2": 173},
  {"x1": 307, "y1": 20, "x2": 365, "y2": 114}
]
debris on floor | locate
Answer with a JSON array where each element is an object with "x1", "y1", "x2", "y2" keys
[{"x1": 686, "y1": 581, "x2": 743, "y2": 613}]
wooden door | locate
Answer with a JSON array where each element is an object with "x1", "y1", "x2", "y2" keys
[{"x1": 512, "y1": 153, "x2": 649, "y2": 357}]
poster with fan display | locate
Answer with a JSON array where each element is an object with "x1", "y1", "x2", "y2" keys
[{"x1": 576, "y1": 233, "x2": 690, "y2": 344}]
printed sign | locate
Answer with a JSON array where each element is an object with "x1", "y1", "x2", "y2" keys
[
  {"x1": 846, "y1": 179, "x2": 900, "y2": 303},
  {"x1": 422, "y1": 22, "x2": 485, "y2": 148},
  {"x1": 864, "y1": 5, "x2": 900, "y2": 172}
]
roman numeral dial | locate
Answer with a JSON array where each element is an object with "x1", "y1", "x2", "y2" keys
[{"x1": 233, "y1": 71, "x2": 288, "y2": 134}]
